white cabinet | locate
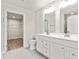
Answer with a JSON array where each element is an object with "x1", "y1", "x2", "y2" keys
[
  {"x1": 36, "y1": 38, "x2": 43, "y2": 53},
  {"x1": 36, "y1": 36, "x2": 49, "y2": 57},
  {"x1": 50, "y1": 39, "x2": 78, "y2": 59},
  {"x1": 36, "y1": 35, "x2": 78, "y2": 59},
  {"x1": 70, "y1": 48, "x2": 78, "y2": 59},
  {"x1": 50, "y1": 43, "x2": 78, "y2": 59},
  {"x1": 65, "y1": 47, "x2": 78, "y2": 59},
  {"x1": 65, "y1": 47, "x2": 70, "y2": 59},
  {"x1": 51, "y1": 43, "x2": 65, "y2": 59}
]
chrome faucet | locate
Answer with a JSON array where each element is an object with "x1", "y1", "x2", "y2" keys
[{"x1": 64, "y1": 31, "x2": 70, "y2": 37}]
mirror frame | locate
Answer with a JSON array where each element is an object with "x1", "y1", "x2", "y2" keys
[{"x1": 64, "y1": 12, "x2": 78, "y2": 33}]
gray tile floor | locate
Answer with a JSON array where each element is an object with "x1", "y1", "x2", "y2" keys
[{"x1": 5, "y1": 48, "x2": 48, "y2": 59}]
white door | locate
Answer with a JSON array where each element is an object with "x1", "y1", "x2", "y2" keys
[
  {"x1": 65, "y1": 47, "x2": 70, "y2": 59},
  {"x1": 51, "y1": 43, "x2": 65, "y2": 59},
  {"x1": 36, "y1": 38, "x2": 43, "y2": 53},
  {"x1": 70, "y1": 48, "x2": 78, "y2": 59},
  {"x1": 65, "y1": 47, "x2": 78, "y2": 59}
]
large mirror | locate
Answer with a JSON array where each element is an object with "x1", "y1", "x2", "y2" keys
[
  {"x1": 44, "y1": 4, "x2": 56, "y2": 34},
  {"x1": 43, "y1": 0, "x2": 78, "y2": 34},
  {"x1": 60, "y1": 1, "x2": 78, "y2": 34},
  {"x1": 44, "y1": 11, "x2": 56, "y2": 33}
]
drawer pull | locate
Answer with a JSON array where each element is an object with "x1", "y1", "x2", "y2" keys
[
  {"x1": 41, "y1": 41, "x2": 43, "y2": 43},
  {"x1": 72, "y1": 53, "x2": 75, "y2": 56},
  {"x1": 61, "y1": 47, "x2": 64, "y2": 49},
  {"x1": 45, "y1": 44, "x2": 47, "y2": 45}
]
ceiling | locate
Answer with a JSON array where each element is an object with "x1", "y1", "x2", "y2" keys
[{"x1": 4, "y1": 0, "x2": 55, "y2": 11}]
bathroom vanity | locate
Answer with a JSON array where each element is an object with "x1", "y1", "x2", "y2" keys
[{"x1": 36, "y1": 33, "x2": 78, "y2": 59}]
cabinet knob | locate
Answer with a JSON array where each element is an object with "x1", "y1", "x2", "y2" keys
[
  {"x1": 41, "y1": 41, "x2": 43, "y2": 43},
  {"x1": 72, "y1": 53, "x2": 75, "y2": 56},
  {"x1": 45, "y1": 44, "x2": 47, "y2": 45},
  {"x1": 61, "y1": 47, "x2": 64, "y2": 49}
]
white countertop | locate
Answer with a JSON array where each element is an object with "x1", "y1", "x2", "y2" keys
[{"x1": 38, "y1": 33, "x2": 78, "y2": 42}]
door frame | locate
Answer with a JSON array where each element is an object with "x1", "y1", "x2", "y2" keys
[{"x1": 5, "y1": 10, "x2": 25, "y2": 52}]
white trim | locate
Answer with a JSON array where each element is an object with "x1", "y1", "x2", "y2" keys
[{"x1": 5, "y1": 9, "x2": 25, "y2": 53}]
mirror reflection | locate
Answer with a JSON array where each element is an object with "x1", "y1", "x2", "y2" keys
[
  {"x1": 44, "y1": 11, "x2": 56, "y2": 33},
  {"x1": 60, "y1": 2, "x2": 78, "y2": 34},
  {"x1": 44, "y1": 0, "x2": 78, "y2": 34}
]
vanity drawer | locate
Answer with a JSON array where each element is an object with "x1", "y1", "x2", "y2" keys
[
  {"x1": 36, "y1": 36, "x2": 50, "y2": 57},
  {"x1": 44, "y1": 40, "x2": 49, "y2": 48},
  {"x1": 43, "y1": 48, "x2": 49, "y2": 57},
  {"x1": 36, "y1": 36, "x2": 49, "y2": 47}
]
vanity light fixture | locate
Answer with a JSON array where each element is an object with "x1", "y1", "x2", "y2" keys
[
  {"x1": 44, "y1": 6, "x2": 55, "y2": 14},
  {"x1": 60, "y1": 0, "x2": 77, "y2": 8}
]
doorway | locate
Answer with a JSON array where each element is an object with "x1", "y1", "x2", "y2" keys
[{"x1": 7, "y1": 12, "x2": 24, "y2": 51}]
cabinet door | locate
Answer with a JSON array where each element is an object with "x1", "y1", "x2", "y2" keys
[
  {"x1": 70, "y1": 48, "x2": 78, "y2": 59},
  {"x1": 65, "y1": 47, "x2": 78, "y2": 59},
  {"x1": 36, "y1": 38, "x2": 42, "y2": 52},
  {"x1": 37, "y1": 38, "x2": 46, "y2": 54},
  {"x1": 43, "y1": 39, "x2": 49, "y2": 57},
  {"x1": 51, "y1": 43, "x2": 65, "y2": 59},
  {"x1": 65, "y1": 47, "x2": 70, "y2": 59}
]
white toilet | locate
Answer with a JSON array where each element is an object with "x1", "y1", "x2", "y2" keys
[{"x1": 29, "y1": 40, "x2": 36, "y2": 50}]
